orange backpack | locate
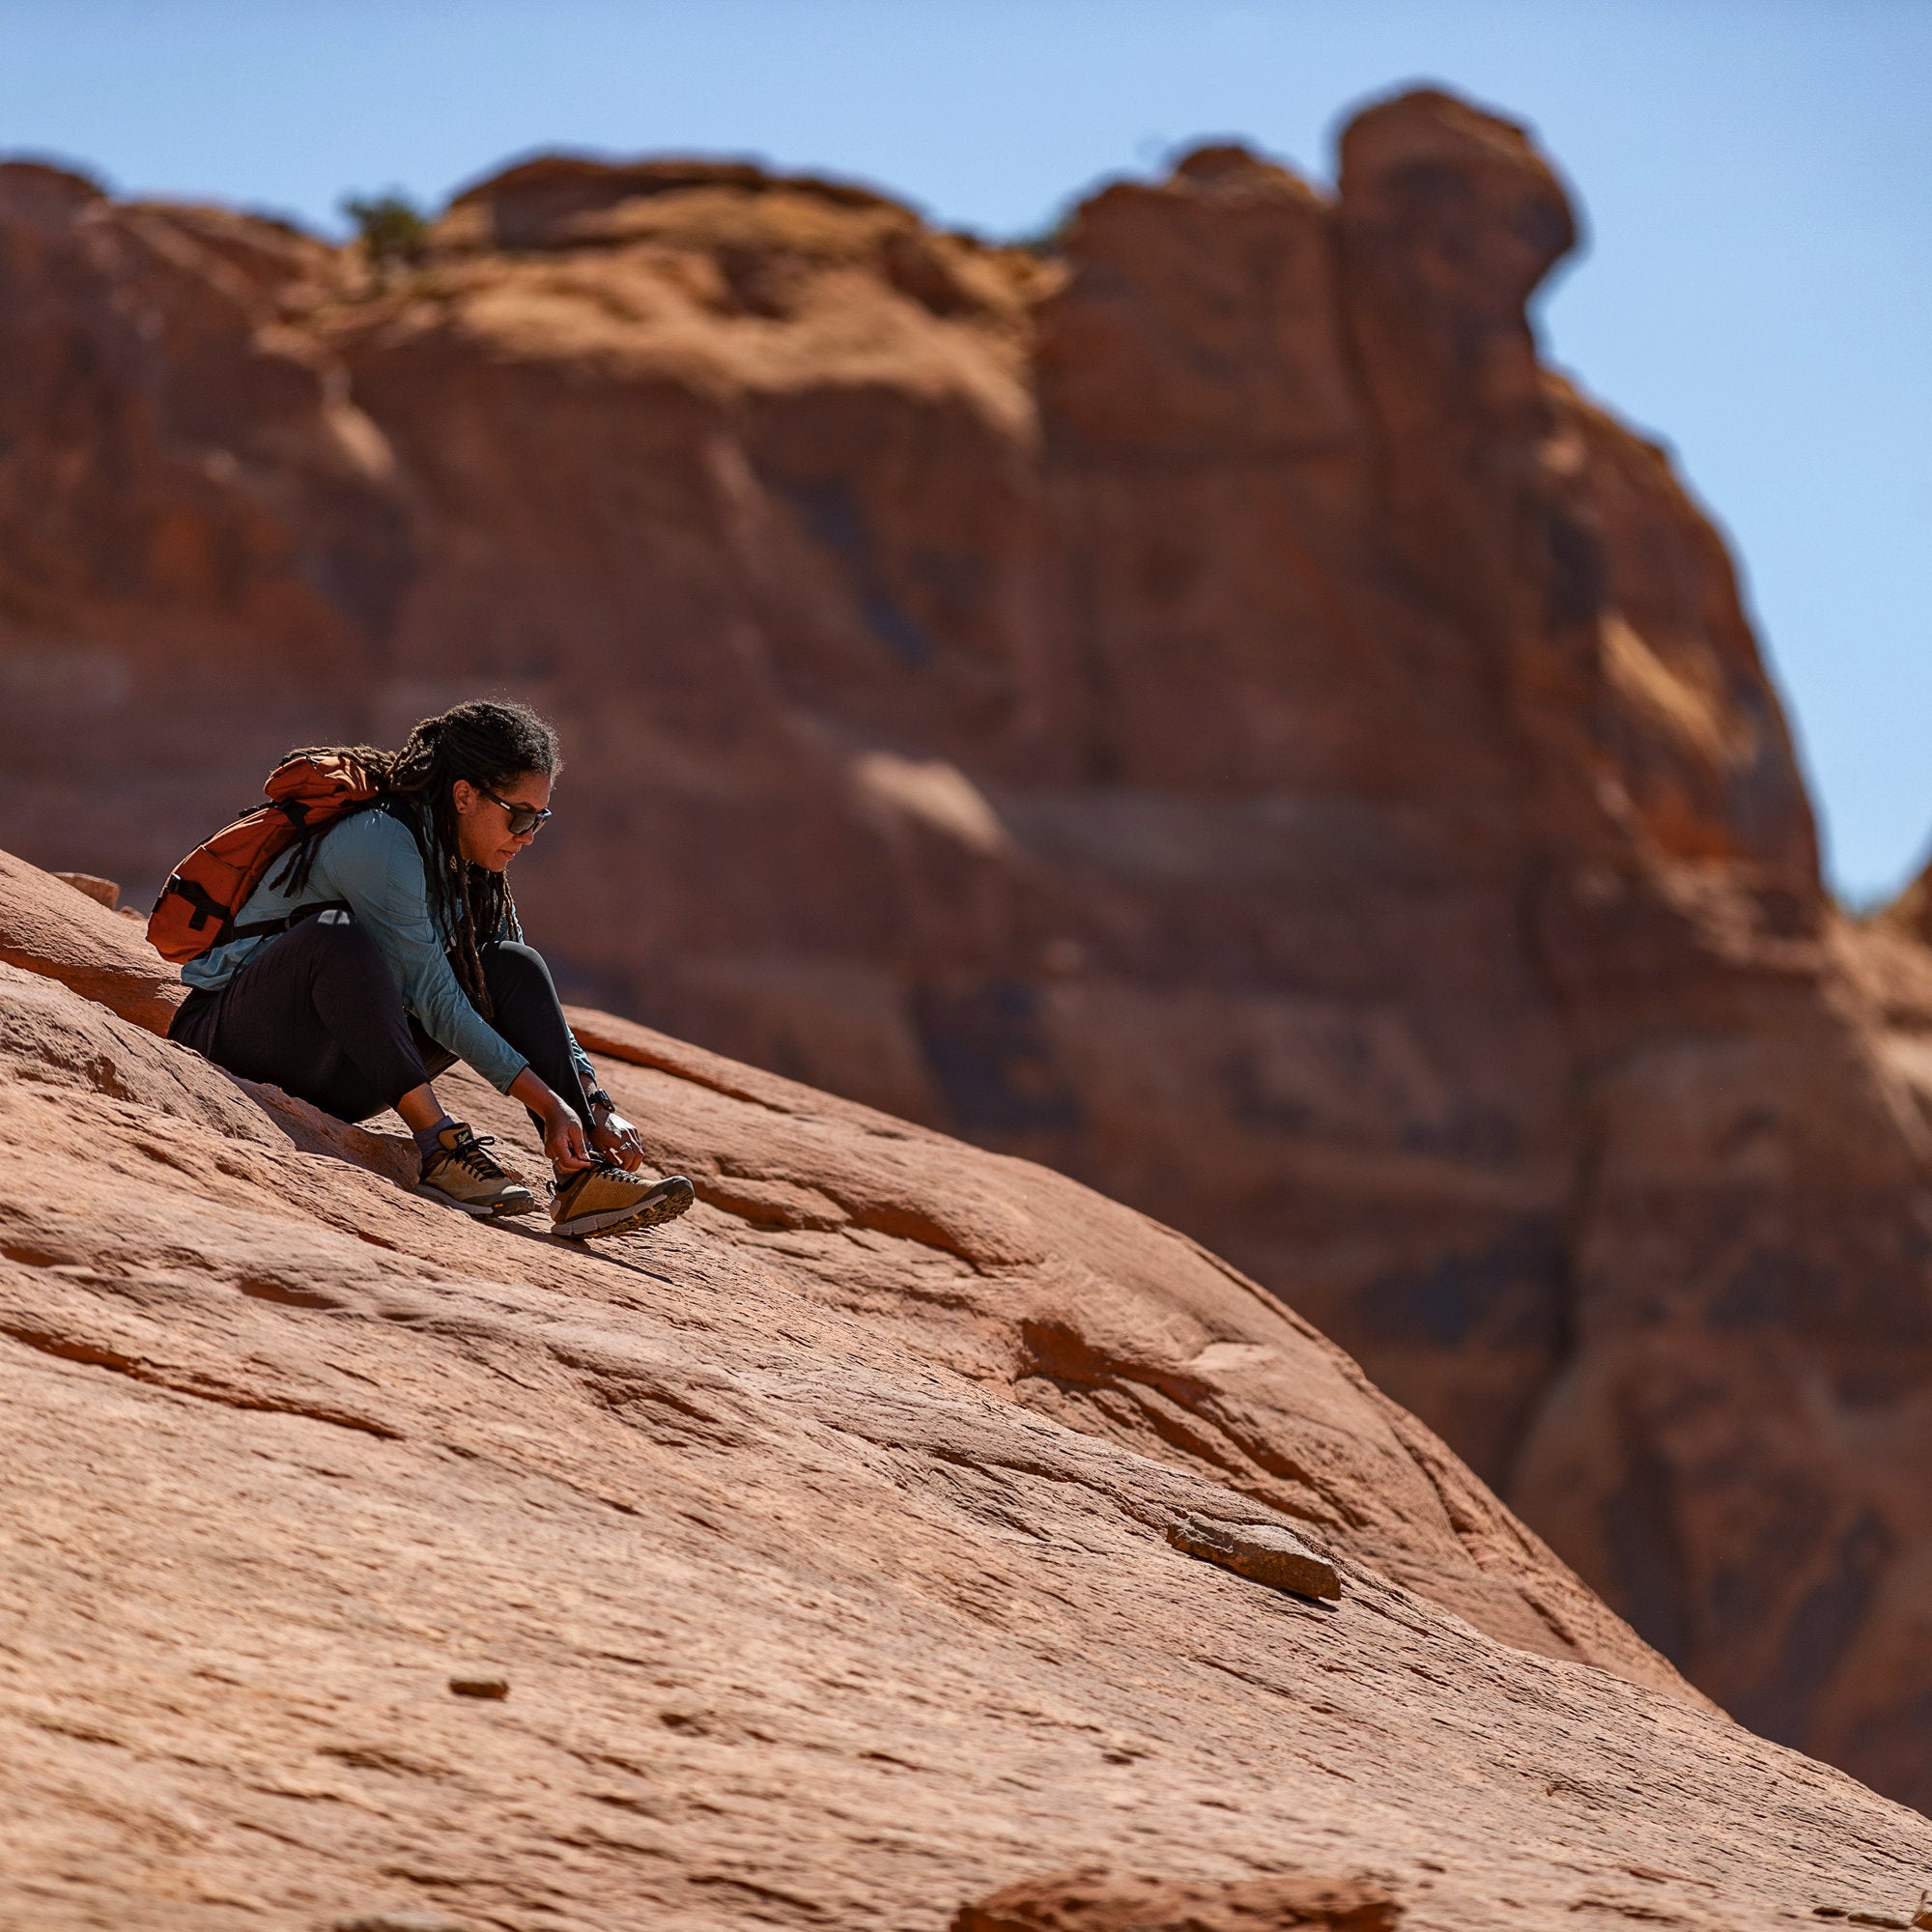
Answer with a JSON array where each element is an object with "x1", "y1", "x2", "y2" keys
[{"x1": 147, "y1": 754, "x2": 381, "y2": 964}]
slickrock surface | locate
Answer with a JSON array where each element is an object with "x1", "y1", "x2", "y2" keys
[
  {"x1": 5, "y1": 90, "x2": 1932, "y2": 1802},
  {"x1": 4, "y1": 843, "x2": 1932, "y2": 1930}
]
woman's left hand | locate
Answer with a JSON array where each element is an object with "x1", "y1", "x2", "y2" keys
[{"x1": 591, "y1": 1109, "x2": 646, "y2": 1172}]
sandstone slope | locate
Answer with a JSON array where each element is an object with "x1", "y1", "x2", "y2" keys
[
  {"x1": 5, "y1": 847, "x2": 1932, "y2": 1930},
  {"x1": 4, "y1": 91, "x2": 1932, "y2": 1804}
]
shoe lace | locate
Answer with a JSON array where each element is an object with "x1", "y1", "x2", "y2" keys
[{"x1": 445, "y1": 1132, "x2": 508, "y2": 1181}]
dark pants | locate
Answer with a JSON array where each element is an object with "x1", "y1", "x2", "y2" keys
[{"x1": 169, "y1": 915, "x2": 589, "y2": 1129}]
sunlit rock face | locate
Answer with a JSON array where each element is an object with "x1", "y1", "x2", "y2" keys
[
  {"x1": 8, "y1": 841, "x2": 1932, "y2": 1926},
  {"x1": 5, "y1": 89, "x2": 1932, "y2": 1806}
]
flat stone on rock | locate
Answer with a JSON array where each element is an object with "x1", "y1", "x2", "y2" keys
[
  {"x1": 447, "y1": 1675, "x2": 509, "y2": 1700},
  {"x1": 954, "y1": 1867, "x2": 1399, "y2": 1930},
  {"x1": 333, "y1": 1916, "x2": 473, "y2": 1932},
  {"x1": 1168, "y1": 1514, "x2": 1342, "y2": 1601}
]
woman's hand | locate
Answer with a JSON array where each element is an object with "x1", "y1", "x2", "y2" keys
[
  {"x1": 543, "y1": 1102, "x2": 594, "y2": 1172},
  {"x1": 510, "y1": 1068, "x2": 593, "y2": 1170},
  {"x1": 590, "y1": 1108, "x2": 645, "y2": 1173}
]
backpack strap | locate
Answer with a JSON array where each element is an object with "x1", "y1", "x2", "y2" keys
[
  {"x1": 161, "y1": 871, "x2": 239, "y2": 937},
  {"x1": 228, "y1": 899, "x2": 354, "y2": 944}
]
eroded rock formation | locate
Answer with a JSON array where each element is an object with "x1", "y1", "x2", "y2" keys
[
  {"x1": 5, "y1": 89, "x2": 1932, "y2": 1804},
  {"x1": 6, "y1": 846, "x2": 1932, "y2": 1928}
]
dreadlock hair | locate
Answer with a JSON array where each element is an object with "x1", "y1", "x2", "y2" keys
[{"x1": 274, "y1": 700, "x2": 562, "y2": 1019}]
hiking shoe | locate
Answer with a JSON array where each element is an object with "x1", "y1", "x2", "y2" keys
[
  {"x1": 550, "y1": 1162, "x2": 696, "y2": 1240},
  {"x1": 415, "y1": 1123, "x2": 538, "y2": 1219}
]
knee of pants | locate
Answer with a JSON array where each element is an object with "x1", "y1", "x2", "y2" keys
[{"x1": 480, "y1": 939, "x2": 554, "y2": 1001}]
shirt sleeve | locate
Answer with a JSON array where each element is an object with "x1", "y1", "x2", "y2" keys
[
  {"x1": 325, "y1": 813, "x2": 530, "y2": 1095},
  {"x1": 568, "y1": 1031, "x2": 598, "y2": 1091}
]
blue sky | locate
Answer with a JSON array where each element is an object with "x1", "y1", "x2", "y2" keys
[{"x1": 4, "y1": 0, "x2": 1926, "y2": 900}]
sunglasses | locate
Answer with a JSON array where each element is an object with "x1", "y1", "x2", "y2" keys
[{"x1": 479, "y1": 785, "x2": 554, "y2": 837}]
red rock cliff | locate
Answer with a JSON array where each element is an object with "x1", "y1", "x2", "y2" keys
[{"x1": 4, "y1": 89, "x2": 1932, "y2": 1806}]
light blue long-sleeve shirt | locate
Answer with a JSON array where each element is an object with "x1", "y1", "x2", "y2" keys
[{"x1": 182, "y1": 806, "x2": 594, "y2": 1096}]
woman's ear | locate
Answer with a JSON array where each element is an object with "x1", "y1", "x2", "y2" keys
[{"x1": 450, "y1": 778, "x2": 476, "y2": 815}]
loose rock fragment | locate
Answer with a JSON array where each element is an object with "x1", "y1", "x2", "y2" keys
[
  {"x1": 334, "y1": 1916, "x2": 471, "y2": 1932},
  {"x1": 1167, "y1": 1515, "x2": 1341, "y2": 1601},
  {"x1": 51, "y1": 871, "x2": 120, "y2": 910},
  {"x1": 954, "y1": 1867, "x2": 1398, "y2": 1930},
  {"x1": 446, "y1": 1675, "x2": 509, "y2": 1700}
]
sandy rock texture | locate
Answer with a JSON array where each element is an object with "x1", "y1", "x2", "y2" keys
[
  {"x1": 5, "y1": 90, "x2": 1932, "y2": 1802},
  {"x1": 4, "y1": 842, "x2": 1932, "y2": 1930}
]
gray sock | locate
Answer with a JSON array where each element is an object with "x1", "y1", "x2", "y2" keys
[{"x1": 413, "y1": 1114, "x2": 461, "y2": 1157}]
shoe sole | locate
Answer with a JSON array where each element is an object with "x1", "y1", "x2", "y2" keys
[
  {"x1": 412, "y1": 1185, "x2": 540, "y2": 1219},
  {"x1": 552, "y1": 1175, "x2": 696, "y2": 1241}
]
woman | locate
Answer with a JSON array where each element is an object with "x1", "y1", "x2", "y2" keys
[{"x1": 167, "y1": 700, "x2": 694, "y2": 1240}]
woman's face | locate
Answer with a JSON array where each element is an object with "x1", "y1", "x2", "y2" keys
[{"x1": 451, "y1": 769, "x2": 554, "y2": 872}]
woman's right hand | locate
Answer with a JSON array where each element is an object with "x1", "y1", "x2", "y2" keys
[
  {"x1": 542, "y1": 1098, "x2": 593, "y2": 1171},
  {"x1": 511, "y1": 1068, "x2": 593, "y2": 1170}
]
